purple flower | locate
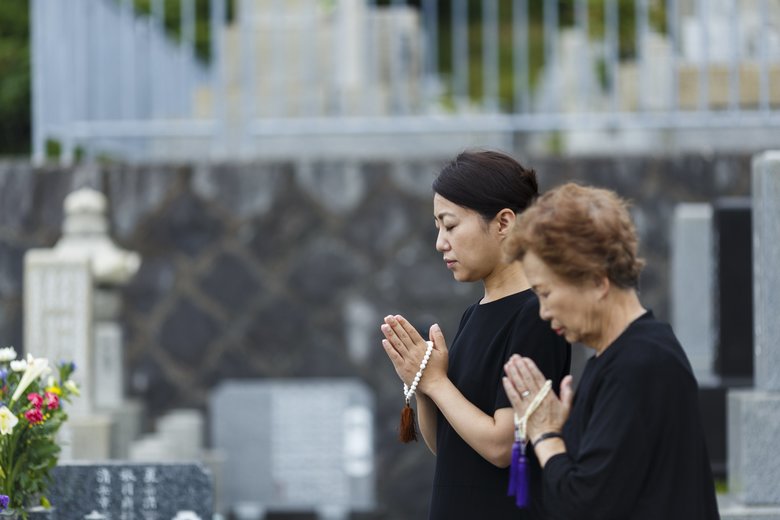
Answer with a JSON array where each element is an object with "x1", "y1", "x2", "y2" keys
[{"x1": 0, "y1": 494, "x2": 9, "y2": 510}]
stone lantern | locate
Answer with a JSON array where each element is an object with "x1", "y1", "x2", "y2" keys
[{"x1": 24, "y1": 187, "x2": 143, "y2": 459}]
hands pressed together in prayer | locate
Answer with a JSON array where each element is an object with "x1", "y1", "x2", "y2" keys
[
  {"x1": 380, "y1": 315, "x2": 449, "y2": 394},
  {"x1": 503, "y1": 355, "x2": 574, "y2": 463}
]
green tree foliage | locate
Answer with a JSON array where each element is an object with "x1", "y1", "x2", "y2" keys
[
  {"x1": 0, "y1": 1, "x2": 31, "y2": 156},
  {"x1": 132, "y1": 0, "x2": 232, "y2": 62}
]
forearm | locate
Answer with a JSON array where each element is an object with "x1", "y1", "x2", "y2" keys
[
  {"x1": 532, "y1": 436, "x2": 567, "y2": 467},
  {"x1": 415, "y1": 392, "x2": 438, "y2": 454},
  {"x1": 541, "y1": 449, "x2": 632, "y2": 520},
  {"x1": 425, "y1": 378, "x2": 514, "y2": 467},
  {"x1": 535, "y1": 388, "x2": 648, "y2": 518}
]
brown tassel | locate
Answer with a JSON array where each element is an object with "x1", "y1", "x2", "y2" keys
[{"x1": 399, "y1": 403, "x2": 418, "y2": 443}]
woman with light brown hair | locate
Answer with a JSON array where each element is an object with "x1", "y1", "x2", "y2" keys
[{"x1": 502, "y1": 183, "x2": 719, "y2": 519}]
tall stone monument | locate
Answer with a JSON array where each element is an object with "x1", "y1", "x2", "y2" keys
[
  {"x1": 720, "y1": 151, "x2": 780, "y2": 518},
  {"x1": 671, "y1": 203, "x2": 715, "y2": 381},
  {"x1": 670, "y1": 203, "x2": 729, "y2": 476},
  {"x1": 24, "y1": 187, "x2": 142, "y2": 460}
]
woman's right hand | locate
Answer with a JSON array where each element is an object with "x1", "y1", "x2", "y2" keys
[
  {"x1": 380, "y1": 315, "x2": 448, "y2": 393},
  {"x1": 503, "y1": 355, "x2": 573, "y2": 441}
]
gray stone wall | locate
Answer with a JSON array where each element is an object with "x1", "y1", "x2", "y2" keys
[{"x1": 0, "y1": 154, "x2": 752, "y2": 518}]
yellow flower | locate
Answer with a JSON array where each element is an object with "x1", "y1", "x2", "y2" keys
[
  {"x1": 0, "y1": 405, "x2": 19, "y2": 435},
  {"x1": 45, "y1": 386, "x2": 62, "y2": 396}
]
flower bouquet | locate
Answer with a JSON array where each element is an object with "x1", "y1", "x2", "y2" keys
[{"x1": 0, "y1": 347, "x2": 80, "y2": 518}]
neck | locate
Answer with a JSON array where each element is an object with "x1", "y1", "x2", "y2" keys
[
  {"x1": 591, "y1": 288, "x2": 646, "y2": 355},
  {"x1": 481, "y1": 261, "x2": 530, "y2": 303}
]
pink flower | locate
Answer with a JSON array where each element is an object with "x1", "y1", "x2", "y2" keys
[
  {"x1": 44, "y1": 392, "x2": 59, "y2": 410},
  {"x1": 25, "y1": 408, "x2": 43, "y2": 424},
  {"x1": 27, "y1": 393, "x2": 43, "y2": 409}
]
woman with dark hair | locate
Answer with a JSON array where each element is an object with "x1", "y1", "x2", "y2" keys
[
  {"x1": 502, "y1": 183, "x2": 719, "y2": 519},
  {"x1": 380, "y1": 150, "x2": 571, "y2": 519}
]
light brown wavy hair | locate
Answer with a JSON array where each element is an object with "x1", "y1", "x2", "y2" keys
[{"x1": 506, "y1": 182, "x2": 645, "y2": 289}]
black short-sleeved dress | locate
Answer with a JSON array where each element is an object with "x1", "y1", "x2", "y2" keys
[
  {"x1": 543, "y1": 311, "x2": 720, "y2": 520},
  {"x1": 429, "y1": 289, "x2": 571, "y2": 520}
]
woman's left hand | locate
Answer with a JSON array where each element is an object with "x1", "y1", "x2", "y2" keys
[
  {"x1": 381, "y1": 314, "x2": 448, "y2": 394},
  {"x1": 503, "y1": 355, "x2": 573, "y2": 441}
]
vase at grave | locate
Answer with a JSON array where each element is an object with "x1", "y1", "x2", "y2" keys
[{"x1": 0, "y1": 506, "x2": 54, "y2": 519}]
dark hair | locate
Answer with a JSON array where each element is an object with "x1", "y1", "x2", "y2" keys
[
  {"x1": 432, "y1": 150, "x2": 539, "y2": 221},
  {"x1": 507, "y1": 182, "x2": 645, "y2": 289}
]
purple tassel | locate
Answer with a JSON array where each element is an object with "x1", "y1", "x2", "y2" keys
[
  {"x1": 507, "y1": 440, "x2": 529, "y2": 507},
  {"x1": 508, "y1": 441, "x2": 518, "y2": 492}
]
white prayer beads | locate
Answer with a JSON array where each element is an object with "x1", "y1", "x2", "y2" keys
[{"x1": 403, "y1": 341, "x2": 434, "y2": 403}]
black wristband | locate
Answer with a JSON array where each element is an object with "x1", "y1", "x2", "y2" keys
[{"x1": 532, "y1": 431, "x2": 563, "y2": 448}]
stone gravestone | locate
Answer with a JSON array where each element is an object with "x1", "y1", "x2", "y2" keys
[
  {"x1": 671, "y1": 203, "x2": 716, "y2": 380},
  {"x1": 154, "y1": 409, "x2": 204, "y2": 461},
  {"x1": 210, "y1": 379, "x2": 375, "y2": 520},
  {"x1": 670, "y1": 202, "x2": 727, "y2": 476},
  {"x1": 713, "y1": 197, "x2": 753, "y2": 383},
  {"x1": 720, "y1": 151, "x2": 780, "y2": 518},
  {"x1": 47, "y1": 462, "x2": 213, "y2": 520},
  {"x1": 125, "y1": 407, "x2": 224, "y2": 514},
  {"x1": 24, "y1": 253, "x2": 93, "y2": 415},
  {"x1": 129, "y1": 409, "x2": 205, "y2": 462},
  {"x1": 23, "y1": 187, "x2": 143, "y2": 460}
]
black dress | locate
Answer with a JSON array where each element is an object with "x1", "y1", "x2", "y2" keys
[
  {"x1": 543, "y1": 311, "x2": 720, "y2": 520},
  {"x1": 429, "y1": 290, "x2": 571, "y2": 520}
]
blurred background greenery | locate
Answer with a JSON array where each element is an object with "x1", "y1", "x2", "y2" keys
[{"x1": 0, "y1": 1, "x2": 31, "y2": 155}]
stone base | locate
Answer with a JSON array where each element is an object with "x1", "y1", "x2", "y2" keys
[
  {"x1": 25, "y1": 506, "x2": 54, "y2": 520},
  {"x1": 98, "y1": 398, "x2": 145, "y2": 459},
  {"x1": 60, "y1": 413, "x2": 114, "y2": 460},
  {"x1": 156, "y1": 408, "x2": 204, "y2": 460},
  {"x1": 129, "y1": 434, "x2": 177, "y2": 462},
  {"x1": 720, "y1": 494, "x2": 780, "y2": 520},
  {"x1": 202, "y1": 449, "x2": 227, "y2": 518},
  {"x1": 728, "y1": 390, "x2": 780, "y2": 505}
]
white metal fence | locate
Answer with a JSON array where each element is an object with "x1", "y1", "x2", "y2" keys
[{"x1": 31, "y1": 0, "x2": 780, "y2": 163}]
